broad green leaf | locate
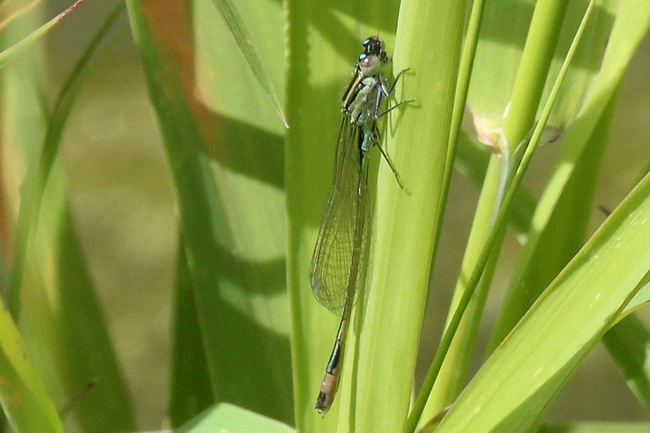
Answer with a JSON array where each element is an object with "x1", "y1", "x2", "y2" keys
[
  {"x1": 175, "y1": 403, "x2": 295, "y2": 433},
  {"x1": 126, "y1": 0, "x2": 292, "y2": 424},
  {"x1": 208, "y1": 0, "x2": 288, "y2": 127},
  {"x1": 421, "y1": 0, "x2": 577, "y2": 422},
  {"x1": 625, "y1": 279, "x2": 650, "y2": 315},
  {"x1": 338, "y1": 1, "x2": 464, "y2": 432},
  {"x1": 435, "y1": 172, "x2": 650, "y2": 432},
  {"x1": 488, "y1": 0, "x2": 650, "y2": 350},
  {"x1": 23, "y1": 184, "x2": 136, "y2": 432},
  {"x1": 488, "y1": 86, "x2": 617, "y2": 352},
  {"x1": 194, "y1": 0, "x2": 291, "y2": 423}
]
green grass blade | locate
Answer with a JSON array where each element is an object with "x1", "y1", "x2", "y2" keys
[
  {"x1": 11, "y1": 3, "x2": 136, "y2": 431},
  {"x1": 50, "y1": 203, "x2": 137, "y2": 431},
  {"x1": 208, "y1": 0, "x2": 288, "y2": 127},
  {"x1": 602, "y1": 313, "x2": 650, "y2": 413},
  {"x1": 175, "y1": 403, "x2": 295, "y2": 433},
  {"x1": 625, "y1": 278, "x2": 650, "y2": 315},
  {"x1": 418, "y1": 1, "x2": 599, "y2": 425},
  {"x1": 422, "y1": 0, "x2": 572, "y2": 420},
  {"x1": 1, "y1": 0, "x2": 46, "y2": 318},
  {"x1": 455, "y1": 131, "x2": 537, "y2": 241},
  {"x1": 353, "y1": 0, "x2": 465, "y2": 430},
  {"x1": 415, "y1": 3, "x2": 487, "y2": 418},
  {"x1": 170, "y1": 238, "x2": 215, "y2": 427},
  {"x1": 488, "y1": 85, "x2": 618, "y2": 353},
  {"x1": 500, "y1": 0, "x2": 569, "y2": 152},
  {"x1": 0, "y1": 297, "x2": 64, "y2": 432},
  {"x1": 126, "y1": 0, "x2": 291, "y2": 423},
  {"x1": 434, "y1": 172, "x2": 650, "y2": 432},
  {"x1": 543, "y1": 0, "x2": 616, "y2": 129},
  {"x1": 488, "y1": 0, "x2": 650, "y2": 351},
  {"x1": 0, "y1": 3, "x2": 58, "y2": 431},
  {"x1": 467, "y1": 0, "x2": 611, "y2": 143},
  {"x1": 194, "y1": 0, "x2": 291, "y2": 422},
  {"x1": 6, "y1": 0, "x2": 126, "y2": 316},
  {"x1": 0, "y1": 2, "x2": 134, "y2": 431},
  {"x1": 0, "y1": 0, "x2": 87, "y2": 69},
  {"x1": 0, "y1": 0, "x2": 43, "y2": 33}
]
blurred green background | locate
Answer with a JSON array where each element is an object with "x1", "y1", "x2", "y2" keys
[{"x1": 17, "y1": 0, "x2": 650, "y2": 428}]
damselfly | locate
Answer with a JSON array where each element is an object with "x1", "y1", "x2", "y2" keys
[{"x1": 310, "y1": 36, "x2": 409, "y2": 416}]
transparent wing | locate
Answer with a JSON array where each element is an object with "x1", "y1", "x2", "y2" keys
[{"x1": 309, "y1": 118, "x2": 370, "y2": 316}]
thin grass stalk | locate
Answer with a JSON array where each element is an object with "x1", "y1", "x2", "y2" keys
[
  {"x1": 421, "y1": 0, "x2": 487, "y2": 419},
  {"x1": 420, "y1": 0, "x2": 570, "y2": 417},
  {"x1": 407, "y1": 1, "x2": 596, "y2": 429}
]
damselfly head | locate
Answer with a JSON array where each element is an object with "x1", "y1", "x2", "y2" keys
[
  {"x1": 362, "y1": 36, "x2": 385, "y2": 56},
  {"x1": 362, "y1": 36, "x2": 388, "y2": 64},
  {"x1": 359, "y1": 36, "x2": 389, "y2": 76}
]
